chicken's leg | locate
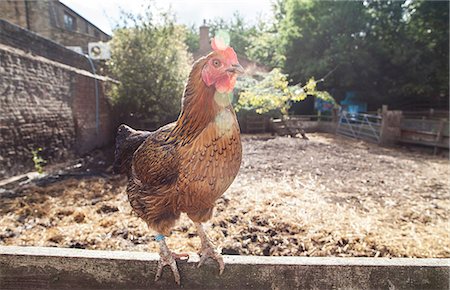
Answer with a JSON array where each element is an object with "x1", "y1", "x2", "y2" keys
[
  {"x1": 154, "y1": 234, "x2": 181, "y2": 285},
  {"x1": 195, "y1": 222, "x2": 225, "y2": 274}
]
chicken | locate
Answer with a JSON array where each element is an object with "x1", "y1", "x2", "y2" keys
[{"x1": 113, "y1": 37, "x2": 244, "y2": 285}]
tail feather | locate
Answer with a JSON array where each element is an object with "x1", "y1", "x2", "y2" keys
[{"x1": 113, "y1": 124, "x2": 150, "y2": 175}]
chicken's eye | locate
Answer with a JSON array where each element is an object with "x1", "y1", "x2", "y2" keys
[{"x1": 212, "y1": 59, "x2": 221, "y2": 67}]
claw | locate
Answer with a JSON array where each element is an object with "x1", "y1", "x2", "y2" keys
[
  {"x1": 155, "y1": 251, "x2": 181, "y2": 285},
  {"x1": 172, "y1": 252, "x2": 190, "y2": 261},
  {"x1": 195, "y1": 222, "x2": 225, "y2": 275},
  {"x1": 198, "y1": 243, "x2": 225, "y2": 275}
]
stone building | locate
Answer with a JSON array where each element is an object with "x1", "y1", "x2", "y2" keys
[{"x1": 0, "y1": 0, "x2": 110, "y2": 53}]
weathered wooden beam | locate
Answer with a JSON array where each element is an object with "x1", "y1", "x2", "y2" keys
[{"x1": 1, "y1": 246, "x2": 449, "y2": 289}]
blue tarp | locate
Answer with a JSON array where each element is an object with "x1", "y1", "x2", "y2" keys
[
  {"x1": 315, "y1": 98, "x2": 334, "y2": 112},
  {"x1": 340, "y1": 92, "x2": 367, "y2": 113}
]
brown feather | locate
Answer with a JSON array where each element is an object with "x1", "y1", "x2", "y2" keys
[
  {"x1": 119, "y1": 53, "x2": 242, "y2": 236},
  {"x1": 113, "y1": 124, "x2": 151, "y2": 175}
]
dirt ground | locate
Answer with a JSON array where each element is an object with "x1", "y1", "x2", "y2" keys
[{"x1": 1, "y1": 133, "x2": 449, "y2": 258}]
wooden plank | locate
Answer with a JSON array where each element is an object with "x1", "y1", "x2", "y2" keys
[
  {"x1": 245, "y1": 116, "x2": 267, "y2": 133},
  {"x1": 399, "y1": 138, "x2": 449, "y2": 149},
  {"x1": 400, "y1": 124, "x2": 450, "y2": 149},
  {"x1": 401, "y1": 119, "x2": 449, "y2": 136}
]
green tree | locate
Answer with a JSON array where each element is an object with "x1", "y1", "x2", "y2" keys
[
  {"x1": 208, "y1": 12, "x2": 257, "y2": 58},
  {"x1": 279, "y1": 0, "x2": 373, "y2": 96},
  {"x1": 236, "y1": 69, "x2": 335, "y2": 115},
  {"x1": 356, "y1": 0, "x2": 449, "y2": 108},
  {"x1": 277, "y1": 0, "x2": 449, "y2": 109},
  {"x1": 245, "y1": 0, "x2": 287, "y2": 68},
  {"x1": 182, "y1": 24, "x2": 199, "y2": 53},
  {"x1": 206, "y1": 11, "x2": 284, "y2": 68},
  {"x1": 108, "y1": 6, "x2": 191, "y2": 129},
  {"x1": 410, "y1": 0, "x2": 449, "y2": 107},
  {"x1": 246, "y1": 18, "x2": 285, "y2": 68}
]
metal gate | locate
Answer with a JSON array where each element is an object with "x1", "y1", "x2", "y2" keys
[{"x1": 336, "y1": 111, "x2": 382, "y2": 143}]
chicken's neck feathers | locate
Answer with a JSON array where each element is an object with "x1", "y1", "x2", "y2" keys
[{"x1": 168, "y1": 57, "x2": 233, "y2": 145}]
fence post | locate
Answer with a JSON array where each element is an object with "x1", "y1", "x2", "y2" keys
[
  {"x1": 379, "y1": 105, "x2": 403, "y2": 145},
  {"x1": 331, "y1": 108, "x2": 339, "y2": 133}
]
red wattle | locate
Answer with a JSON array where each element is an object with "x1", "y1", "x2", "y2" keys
[{"x1": 215, "y1": 75, "x2": 236, "y2": 93}]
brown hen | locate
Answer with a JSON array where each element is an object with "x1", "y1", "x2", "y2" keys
[{"x1": 114, "y1": 38, "x2": 244, "y2": 284}]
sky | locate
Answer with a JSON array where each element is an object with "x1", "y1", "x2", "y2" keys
[{"x1": 59, "y1": 0, "x2": 274, "y2": 35}]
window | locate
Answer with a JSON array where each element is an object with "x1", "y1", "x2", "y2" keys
[
  {"x1": 94, "y1": 30, "x2": 99, "y2": 37},
  {"x1": 85, "y1": 23, "x2": 89, "y2": 34},
  {"x1": 64, "y1": 12, "x2": 76, "y2": 31}
]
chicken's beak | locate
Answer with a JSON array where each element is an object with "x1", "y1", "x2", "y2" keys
[{"x1": 226, "y1": 63, "x2": 245, "y2": 75}]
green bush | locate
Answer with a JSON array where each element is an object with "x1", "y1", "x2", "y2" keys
[
  {"x1": 108, "y1": 7, "x2": 191, "y2": 129},
  {"x1": 236, "y1": 69, "x2": 335, "y2": 115}
]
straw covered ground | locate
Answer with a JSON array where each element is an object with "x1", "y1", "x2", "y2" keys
[{"x1": 1, "y1": 133, "x2": 449, "y2": 258}]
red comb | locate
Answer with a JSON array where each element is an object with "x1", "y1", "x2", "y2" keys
[
  {"x1": 211, "y1": 37, "x2": 238, "y2": 63},
  {"x1": 211, "y1": 37, "x2": 227, "y2": 51}
]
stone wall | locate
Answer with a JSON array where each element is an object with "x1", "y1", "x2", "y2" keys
[
  {"x1": 72, "y1": 73, "x2": 115, "y2": 154},
  {"x1": 0, "y1": 20, "x2": 116, "y2": 178},
  {"x1": 0, "y1": 46, "x2": 75, "y2": 176},
  {"x1": 1, "y1": 246, "x2": 449, "y2": 289}
]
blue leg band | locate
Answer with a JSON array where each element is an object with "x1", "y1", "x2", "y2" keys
[{"x1": 155, "y1": 234, "x2": 165, "y2": 242}]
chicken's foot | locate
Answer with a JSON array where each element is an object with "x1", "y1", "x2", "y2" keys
[
  {"x1": 195, "y1": 222, "x2": 225, "y2": 274},
  {"x1": 154, "y1": 234, "x2": 181, "y2": 285}
]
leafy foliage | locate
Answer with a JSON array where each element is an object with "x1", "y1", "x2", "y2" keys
[
  {"x1": 206, "y1": 12, "x2": 284, "y2": 68},
  {"x1": 236, "y1": 69, "x2": 334, "y2": 115},
  {"x1": 182, "y1": 24, "x2": 199, "y2": 53},
  {"x1": 108, "y1": 6, "x2": 191, "y2": 129},
  {"x1": 106, "y1": 0, "x2": 448, "y2": 126},
  {"x1": 246, "y1": 21, "x2": 285, "y2": 68},
  {"x1": 277, "y1": 0, "x2": 449, "y2": 109},
  {"x1": 32, "y1": 148, "x2": 46, "y2": 174},
  {"x1": 207, "y1": 12, "x2": 257, "y2": 58}
]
